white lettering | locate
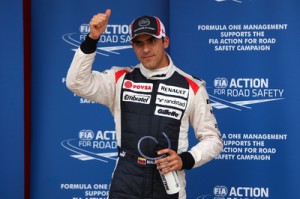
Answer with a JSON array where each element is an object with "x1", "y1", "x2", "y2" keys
[
  {"x1": 158, "y1": 84, "x2": 188, "y2": 98},
  {"x1": 229, "y1": 78, "x2": 269, "y2": 88},
  {"x1": 156, "y1": 94, "x2": 187, "y2": 110},
  {"x1": 122, "y1": 91, "x2": 151, "y2": 104},
  {"x1": 229, "y1": 187, "x2": 269, "y2": 197},
  {"x1": 154, "y1": 106, "x2": 182, "y2": 120},
  {"x1": 95, "y1": 131, "x2": 116, "y2": 141}
]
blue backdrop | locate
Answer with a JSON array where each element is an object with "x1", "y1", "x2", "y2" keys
[
  {"x1": 0, "y1": 0, "x2": 24, "y2": 198},
  {"x1": 170, "y1": 1, "x2": 300, "y2": 198},
  {"x1": 30, "y1": 1, "x2": 169, "y2": 199},
  {"x1": 30, "y1": 0, "x2": 300, "y2": 199}
]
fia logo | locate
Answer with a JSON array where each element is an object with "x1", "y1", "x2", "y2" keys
[
  {"x1": 79, "y1": 24, "x2": 90, "y2": 34},
  {"x1": 62, "y1": 23, "x2": 132, "y2": 56},
  {"x1": 78, "y1": 129, "x2": 94, "y2": 140},
  {"x1": 61, "y1": 130, "x2": 118, "y2": 163},
  {"x1": 214, "y1": 185, "x2": 228, "y2": 198},
  {"x1": 210, "y1": 77, "x2": 285, "y2": 111},
  {"x1": 214, "y1": 78, "x2": 228, "y2": 89}
]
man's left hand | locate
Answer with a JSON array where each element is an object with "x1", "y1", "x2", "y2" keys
[{"x1": 155, "y1": 148, "x2": 183, "y2": 175}]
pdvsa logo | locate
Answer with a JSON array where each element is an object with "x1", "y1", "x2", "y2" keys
[
  {"x1": 62, "y1": 23, "x2": 132, "y2": 56},
  {"x1": 61, "y1": 130, "x2": 118, "y2": 163},
  {"x1": 123, "y1": 80, "x2": 153, "y2": 92},
  {"x1": 209, "y1": 77, "x2": 285, "y2": 111}
]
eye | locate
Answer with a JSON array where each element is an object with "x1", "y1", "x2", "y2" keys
[
  {"x1": 148, "y1": 37, "x2": 157, "y2": 44},
  {"x1": 133, "y1": 40, "x2": 143, "y2": 47}
]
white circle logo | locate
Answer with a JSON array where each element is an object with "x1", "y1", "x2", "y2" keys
[
  {"x1": 214, "y1": 185, "x2": 228, "y2": 197},
  {"x1": 138, "y1": 18, "x2": 151, "y2": 27},
  {"x1": 78, "y1": 130, "x2": 94, "y2": 140},
  {"x1": 80, "y1": 24, "x2": 90, "y2": 34},
  {"x1": 214, "y1": 77, "x2": 228, "y2": 88}
]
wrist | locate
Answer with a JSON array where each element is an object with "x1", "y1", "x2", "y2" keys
[
  {"x1": 80, "y1": 33, "x2": 100, "y2": 54},
  {"x1": 88, "y1": 33, "x2": 100, "y2": 40},
  {"x1": 179, "y1": 152, "x2": 195, "y2": 170}
]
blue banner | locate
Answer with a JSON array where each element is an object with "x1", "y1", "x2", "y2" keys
[
  {"x1": 30, "y1": 0, "x2": 169, "y2": 198},
  {"x1": 30, "y1": 0, "x2": 300, "y2": 198},
  {"x1": 0, "y1": 1, "x2": 24, "y2": 198},
  {"x1": 170, "y1": 0, "x2": 300, "y2": 198}
]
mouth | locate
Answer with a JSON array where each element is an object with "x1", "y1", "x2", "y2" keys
[{"x1": 142, "y1": 54, "x2": 155, "y2": 59}]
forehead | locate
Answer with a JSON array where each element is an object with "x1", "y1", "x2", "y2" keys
[{"x1": 132, "y1": 34, "x2": 157, "y2": 42}]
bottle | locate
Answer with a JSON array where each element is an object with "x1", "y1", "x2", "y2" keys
[{"x1": 159, "y1": 164, "x2": 181, "y2": 194}]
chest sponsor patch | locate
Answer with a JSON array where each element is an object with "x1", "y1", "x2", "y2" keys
[
  {"x1": 154, "y1": 106, "x2": 182, "y2": 120},
  {"x1": 158, "y1": 83, "x2": 189, "y2": 98},
  {"x1": 122, "y1": 91, "x2": 151, "y2": 104},
  {"x1": 156, "y1": 94, "x2": 187, "y2": 110},
  {"x1": 123, "y1": 80, "x2": 153, "y2": 92}
]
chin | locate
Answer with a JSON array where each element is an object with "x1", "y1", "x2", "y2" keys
[
  {"x1": 142, "y1": 62, "x2": 154, "y2": 69},
  {"x1": 144, "y1": 65, "x2": 156, "y2": 70}
]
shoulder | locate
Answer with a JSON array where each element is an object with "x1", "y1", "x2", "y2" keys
[
  {"x1": 174, "y1": 66, "x2": 206, "y2": 94},
  {"x1": 108, "y1": 66, "x2": 136, "y2": 83},
  {"x1": 110, "y1": 66, "x2": 135, "y2": 74}
]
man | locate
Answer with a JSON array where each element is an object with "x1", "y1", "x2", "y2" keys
[{"x1": 66, "y1": 9, "x2": 223, "y2": 199}]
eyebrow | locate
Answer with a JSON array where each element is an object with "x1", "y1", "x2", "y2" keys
[{"x1": 132, "y1": 36, "x2": 156, "y2": 43}]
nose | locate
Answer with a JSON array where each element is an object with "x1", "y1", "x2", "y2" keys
[{"x1": 142, "y1": 43, "x2": 151, "y2": 53}]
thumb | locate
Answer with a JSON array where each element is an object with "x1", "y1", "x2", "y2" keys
[{"x1": 105, "y1": 9, "x2": 111, "y2": 19}]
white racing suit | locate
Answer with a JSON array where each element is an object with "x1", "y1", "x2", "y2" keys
[{"x1": 66, "y1": 36, "x2": 223, "y2": 199}]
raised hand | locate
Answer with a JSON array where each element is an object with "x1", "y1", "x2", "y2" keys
[{"x1": 89, "y1": 9, "x2": 111, "y2": 40}]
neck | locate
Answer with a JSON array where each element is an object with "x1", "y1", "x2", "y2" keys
[{"x1": 140, "y1": 53, "x2": 174, "y2": 80}]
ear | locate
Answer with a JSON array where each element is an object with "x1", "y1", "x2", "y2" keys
[{"x1": 163, "y1": 36, "x2": 170, "y2": 49}]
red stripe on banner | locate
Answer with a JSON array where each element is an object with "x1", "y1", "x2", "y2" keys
[
  {"x1": 185, "y1": 77, "x2": 200, "y2": 94},
  {"x1": 23, "y1": 0, "x2": 31, "y2": 199}
]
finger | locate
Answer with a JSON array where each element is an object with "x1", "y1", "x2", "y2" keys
[
  {"x1": 157, "y1": 161, "x2": 170, "y2": 171},
  {"x1": 160, "y1": 165, "x2": 176, "y2": 175},
  {"x1": 158, "y1": 162, "x2": 179, "y2": 175},
  {"x1": 156, "y1": 154, "x2": 168, "y2": 165},
  {"x1": 100, "y1": 9, "x2": 111, "y2": 27},
  {"x1": 158, "y1": 156, "x2": 181, "y2": 170},
  {"x1": 157, "y1": 148, "x2": 170, "y2": 156},
  {"x1": 105, "y1": 9, "x2": 111, "y2": 19},
  {"x1": 155, "y1": 157, "x2": 166, "y2": 165},
  {"x1": 90, "y1": 15, "x2": 103, "y2": 26},
  {"x1": 157, "y1": 157, "x2": 179, "y2": 171}
]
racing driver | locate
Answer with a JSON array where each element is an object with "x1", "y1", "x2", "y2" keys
[{"x1": 66, "y1": 9, "x2": 223, "y2": 199}]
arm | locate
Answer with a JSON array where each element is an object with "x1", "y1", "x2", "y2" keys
[
  {"x1": 187, "y1": 83, "x2": 223, "y2": 168},
  {"x1": 66, "y1": 9, "x2": 115, "y2": 107},
  {"x1": 156, "y1": 82, "x2": 223, "y2": 174}
]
